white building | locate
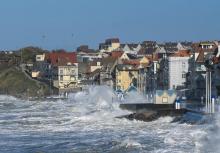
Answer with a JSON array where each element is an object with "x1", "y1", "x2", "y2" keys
[
  {"x1": 36, "y1": 54, "x2": 46, "y2": 61},
  {"x1": 53, "y1": 63, "x2": 78, "y2": 89},
  {"x1": 167, "y1": 51, "x2": 190, "y2": 89}
]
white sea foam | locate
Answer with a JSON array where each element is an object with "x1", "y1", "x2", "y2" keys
[
  {"x1": 0, "y1": 86, "x2": 213, "y2": 153},
  {"x1": 119, "y1": 138, "x2": 142, "y2": 148}
]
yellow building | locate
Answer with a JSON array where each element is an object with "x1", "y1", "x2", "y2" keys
[
  {"x1": 116, "y1": 64, "x2": 138, "y2": 91},
  {"x1": 139, "y1": 56, "x2": 150, "y2": 66},
  {"x1": 107, "y1": 42, "x2": 120, "y2": 52}
]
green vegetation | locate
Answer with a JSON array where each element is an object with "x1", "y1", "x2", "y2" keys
[
  {"x1": 0, "y1": 66, "x2": 50, "y2": 98},
  {"x1": 19, "y1": 46, "x2": 48, "y2": 63},
  {"x1": 0, "y1": 46, "x2": 53, "y2": 99}
]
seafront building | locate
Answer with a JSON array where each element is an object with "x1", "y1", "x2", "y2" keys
[
  {"x1": 186, "y1": 42, "x2": 218, "y2": 98},
  {"x1": 32, "y1": 51, "x2": 79, "y2": 94},
  {"x1": 167, "y1": 50, "x2": 190, "y2": 90},
  {"x1": 18, "y1": 38, "x2": 220, "y2": 98},
  {"x1": 115, "y1": 64, "x2": 139, "y2": 91},
  {"x1": 53, "y1": 64, "x2": 78, "y2": 89}
]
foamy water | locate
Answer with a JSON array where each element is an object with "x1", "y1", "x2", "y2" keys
[{"x1": 0, "y1": 86, "x2": 216, "y2": 153}]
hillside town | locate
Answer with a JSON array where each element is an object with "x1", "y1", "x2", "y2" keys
[{"x1": 1, "y1": 38, "x2": 220, "y2": 100}]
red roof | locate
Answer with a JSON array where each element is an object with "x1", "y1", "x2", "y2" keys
[
  {"x1": 170, "y1": 50, "x2": 191, "y2": 57},
  {"x1": 122, "y1": 59, "x2": 140, "y2": 65},
  {"x1": 46, "y1": 52, "x2": 77, "y2": 66}
]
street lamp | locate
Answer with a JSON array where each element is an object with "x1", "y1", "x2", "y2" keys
[
  {"x1": 49, "y1": 64, "x2": 52, "y2": 95},
  {"x1": 204, "y1": 55, "x2": 214, "y2": 113}
]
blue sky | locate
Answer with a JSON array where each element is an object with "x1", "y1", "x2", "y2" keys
[{"x1": 0, "y1": 0, "x2": 219, "y2": 50}]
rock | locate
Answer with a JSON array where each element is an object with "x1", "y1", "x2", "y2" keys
[{"x1": 117, "y1": 111, "x2": 158, "y2": 122}]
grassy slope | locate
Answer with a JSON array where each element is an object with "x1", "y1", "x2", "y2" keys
[{"x1": 0, "y1": 66, "x2": 50, "y2": 98}]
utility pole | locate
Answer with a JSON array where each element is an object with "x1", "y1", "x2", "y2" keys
[{"x1": 206, "y1": 69, "x2": 213, "y2": 113}]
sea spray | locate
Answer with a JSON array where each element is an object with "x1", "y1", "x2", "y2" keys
[
  {"x1": 199, "y1": 113, "x2": 220, "y2": 153},
  {"x1": 0, "y1": 86, "x2": 211, "y2": 153}
]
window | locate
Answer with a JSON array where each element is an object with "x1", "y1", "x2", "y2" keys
[
  {"x1": 182, "y1": 62, "x2": 185, "y2": 68},
  {"x1": 60, "y1": 69, "x2": 63, "y2": 74},
  {"x1": 182, "y1": 73, "x2": 186, "y2": 78},
  {"x1": 71, "y1": 77, "x2": 75, "y2": 81},
  {"x1": 60, "y1": 75, "x2": 63, "y2": 81},
  {"x1": 71, "y1": 70, "x2": 75, "y2": 74},
  {"x1": 117, "y1": 86, "x2": 121, "y2": 90},
  {"x1": 162, "y1": 97, "x2": 168, "y2": 103}
]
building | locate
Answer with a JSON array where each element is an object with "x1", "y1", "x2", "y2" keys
[
  {"x1": 53, "y1": 63, "x2": 78, "y2": 89},
  {"x1": 110, "y1": 51, "x2": 124, "y2": 59},
  {"x1": 77, "y1": 50, "x2": 100, "y2": 62},
  {"x1": 137, "y1": 56, "x2": 152, "y2": 95},
  {"x1": 81, "y1": 56, "x2": 118, "y2": 87},
  {"x1": 159, "y1": 50, "x2": 191, "y2": 90},
  {"x1": 155, "y1": 90, "x2": 177, "y2": 104},
  {"x1": 116, "y1": 64, "x2": 139, "y2": 92},
  {"x1": 120, "y1": 43, "x2": 141, "y2": 54},
  {"x1": 36, "y1": 54, "x2": 46, "y2": 62},
  {"x1": 99, "y1": 57, "x2": 118, "y2": 87},
  {"x1": 199, "y1": 42, "x2": 215, "y2": 49},
  {"x1": 213, "y1": 46, "x2": 220, "y2": 96},
  {"x1": 168, "y1": 50, "x2": 190, "y2": 89},
  {"x1": 32, "y1": 53, "x2": 50, "y2": 78},
  {"x1": 186, "y1": 42, "x2": 218, "y2": 99},
  {"x1": 187, "y1": 50, "x2": 206, "y2": 98},
  {"x1": 115, "y1": 56, "x2": 155, "y2": 94},
  {"x1": 45, "y1": 52, "x2": 79, "y2": 92},
  {"x1": 137, "y1": 47, "x2": 157, "y2": 58},
  {"x1": 89, "y1": 61, "x2": 102, "y2": 73},
  {"x1": 99, "y1": 38, "x2": 120, "y2": 52},
  {"x1": 142, "y1": 55, "x2": 160, "y2": 99}
]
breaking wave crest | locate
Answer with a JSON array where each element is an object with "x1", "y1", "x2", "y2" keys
[{"x1": 0, "y1": 86, "x2": 215, "y2": 153}]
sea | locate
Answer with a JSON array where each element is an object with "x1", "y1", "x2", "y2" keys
[{"x1": 0, "y1": 86, "x2": 219, "y2": 153}]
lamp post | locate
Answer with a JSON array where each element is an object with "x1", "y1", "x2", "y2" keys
[
  {"x1": 205, "y1": 56, "x2": 214, "y2": 114},
  {"x1": 49, "y1": 64, "x2": 52, "y2": 96},
  {"x1": 153, "y1": 61, "x2": 158, "y2": 103}
]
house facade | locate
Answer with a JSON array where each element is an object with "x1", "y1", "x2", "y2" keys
[
  {"x1": 159, "y1": 50, "x2": 190, "y2": 90},
  {"x1": 99, "y1": 38, "x2": 120, "y2": 52},
  {"x1": 53, "y1": 63, "x2": 78, "y2": 89},
  {"x1": 45, "y1": 52, "x2": 79, "y2": 92},
  {"x1": 116, "y1": 64, "x2": 139, "y2": 92},
  {"x1": 168, "y1": 56, "x2": 189, "y2": 89},
  {"x1": 186, "y1": 42, "x2": 218, "y2": 98}
]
